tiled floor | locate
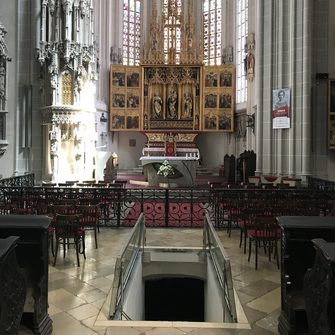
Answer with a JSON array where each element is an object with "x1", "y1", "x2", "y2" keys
[{"x1": 20, "y1": 226, "x2": 281, "y2": 335}]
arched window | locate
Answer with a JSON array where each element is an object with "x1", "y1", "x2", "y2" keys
[
  {"x1": 203, "y1": 0, "x2": 222, "y2": 66},
  {"x1": 123, "y1": 0, "x2": 141, "y2": 66},
  {"x1": 236, "y1": 0, "x2": 248, "y2": 103},
  {"x1": 163, "y1": 0, "x2": 182, "y2": 64}
]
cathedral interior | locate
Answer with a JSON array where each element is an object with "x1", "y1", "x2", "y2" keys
[{"x1": 1, "y1": 0, "x2": 335, "y2": 334}]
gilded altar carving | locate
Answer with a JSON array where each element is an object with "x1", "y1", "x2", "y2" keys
[{"x1": 109, "y1": 1, "x2": 235, "y2": 134}]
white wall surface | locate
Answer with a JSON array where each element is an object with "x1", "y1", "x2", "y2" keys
[
  {"x1": 122, "y1": 255, "x2": 145, "y2": 321},
  {"x1": 117, "y1": 131, "x2": 146, "y2": 170},
  {"x1": 205, "y1": 255, "x2": 224, "y2": 323}
]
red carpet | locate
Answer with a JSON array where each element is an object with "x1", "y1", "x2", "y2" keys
[{"x1": 122, "y1": 202, "x2": 206, "y2": 227}]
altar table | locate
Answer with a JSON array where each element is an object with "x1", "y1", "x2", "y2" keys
[{"x1": 140, "y1": 156, "x2": 198, "y2": 187}]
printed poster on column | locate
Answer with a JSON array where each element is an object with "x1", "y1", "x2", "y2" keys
[{"x1": 272, "y1": 88, "x2": 290, "y2": 129}]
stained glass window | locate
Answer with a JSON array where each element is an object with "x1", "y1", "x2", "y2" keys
[
  {"x1": 236, "y1": 0, "x2": 248, "y2": 103},
  {"x1": 203, "y1": 0, "x2": 222, "y2": 66},
  {"x1": 123, "y1": 0, "x2": 141, "y2": 65},
  {"x1": 163, "y1": 0, "x2": 182, "y2": 64}
]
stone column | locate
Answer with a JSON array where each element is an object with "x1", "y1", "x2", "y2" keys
[{"x1": 255, "y1": 0, "x2": 264, "y2": 176}]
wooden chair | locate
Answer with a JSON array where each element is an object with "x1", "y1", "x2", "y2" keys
[
  {"x1": 76, "y1": 204, "x2": 100, "y2": 249},
  {"x1": 57, "y1": 198, "x2": 79, "y2": 206},
  {"x1": 227, "y1": 199, "x2": 246, "y2": 237},
  {"x1": 58, "y1": 183, "x2": 74, "y2": 187},
  {"x1": 53, "y1": 214, "x2": 86, "y2": 267},
  {"x1": 0, "y1": 204, "x2": 17, "y2": 214},
  {"x1": 77, "y1": 183, "x2": 91, "y2": 187},
  {"x1": 10, "y1": 197, "x2": 33, "y2": 215},
  {"x1": 272, "y1": 207, "x2": 295, "y2": 217},
  {"x1": 32, "y1": 204, "x2": 55, "y2": 256},
  {"x1": 240, "y1": 208, "x2": 266, "y2": 254},
  {"x1": 295, "y1": 208, "x2": 320, "y2": 216},
  {"x1": 248, "y1": 217, "x2": 279, "y2": 270},
  {"x1": 114, "y1": 180, "x2": 127, "y2": 188},
  {"x1": 82, "y1": 180, "x2": 96, "y2": 184}
]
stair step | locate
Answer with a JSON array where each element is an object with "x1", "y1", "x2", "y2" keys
[{"x1": 197, "y1": 170, "x2": 213, "y2": 175}]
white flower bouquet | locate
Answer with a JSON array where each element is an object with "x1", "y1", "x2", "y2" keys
[{"x1": 157, "y1": 160, "x2": 174, "y2": 177}]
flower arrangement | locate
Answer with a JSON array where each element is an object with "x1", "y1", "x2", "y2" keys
[{"x1": 157, "y1": 160, "x2": 174, "y2": 177}]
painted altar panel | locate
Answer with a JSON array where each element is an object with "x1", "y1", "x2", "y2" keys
[
  {"x1": 203, "y1": 65, "x2": 235, "y2": 132},
  {"x1": 110, "y1": 65, "x2": 141, "y2": 131}
]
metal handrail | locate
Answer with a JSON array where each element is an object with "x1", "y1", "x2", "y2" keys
[
  {"x1": 203, "y1": 213, "x2": 237, "y2": 322},
  {"x1": 109, "y1": 213, "x2": 145, "y2": 319}
]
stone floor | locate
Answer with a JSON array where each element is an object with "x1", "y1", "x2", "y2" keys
[{"x1": 20, "y1": 226, "x2": 281, "y2": 335}]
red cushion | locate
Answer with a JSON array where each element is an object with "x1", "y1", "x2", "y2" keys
[
  {"x1": 227, "y1": 210, "x2": 243, "y2": 215},
  {"x1": 249, "y1": 231, "x2": 276, "y2": 238},
  {"x1": 283, "y1": 178, "x2": 301, "y2": 181},
  {"x1": 49, "y1": 227, "x2": 55, "y2": 233},
  {"x1": 264, "y1": 176, "x2": 277, "y2": 182}
]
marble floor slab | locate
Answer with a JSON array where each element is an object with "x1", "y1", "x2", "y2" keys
[{"x1": 19, "y1": 226, "x2": 281, "y2": 335}]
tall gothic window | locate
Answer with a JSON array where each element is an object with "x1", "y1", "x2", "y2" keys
[
  {"x1": 163, "y1": 0, "x2": 182, "y2": 63},
  {"x1": 123, "y1": 0, "x2": 141, "y2": 65},
  {"x1": 203, "y1": 0, "x2": 222, "y2": 66},
  {"x1": 236, "y1": 0, "x2": 248, "y2": 103}
]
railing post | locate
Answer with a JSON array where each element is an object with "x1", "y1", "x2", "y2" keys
[
  {"x1": 190, "y1": 190, "x2": 193, "y2": 227},
  {"x1": 140, "y1": 189, "x2": 144, "y2": 212},
  {"x1": 165, "y1": 189, "x2": 169, "y2": 227},
  {"x1": 117, "y1": 189, "x2": 121, "y2": 228}
]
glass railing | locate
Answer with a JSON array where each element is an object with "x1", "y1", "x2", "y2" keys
[
  {"x1": 109, "y1": 213, "x2": 146, "y2": 319},
  {"x1": 203, "y1": 213, "x2": 237, "y2": 322}
]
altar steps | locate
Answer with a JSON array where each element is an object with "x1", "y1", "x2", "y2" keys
[{"x1": 196, "y1": 166, "x2": 213, "y2": 175}]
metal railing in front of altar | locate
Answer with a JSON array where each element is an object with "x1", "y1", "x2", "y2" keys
[
  {"x1": 1, "y1": 185, "x2": 335, "y2": 228},
  {"x1": 307, "y1": 176, "x2": 335, "y2": 191},
  {"x1": 0, "y1": 186, "x2": 213, "y2": 228},
  {"x1": 0, "y1": 174, "x2": 34, "y2": 188}
]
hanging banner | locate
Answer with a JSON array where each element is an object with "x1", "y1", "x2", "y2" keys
[{"x1": 272, "y1": 88, "x2": 290, "y2": 129}]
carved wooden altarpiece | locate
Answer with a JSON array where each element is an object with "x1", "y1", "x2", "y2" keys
[{"x1": 110, "y1": 0, "x2": 235, "y2": 150}]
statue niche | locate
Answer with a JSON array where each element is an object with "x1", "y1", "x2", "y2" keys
[
  {"x1": 183, "y1": 92, "x2": 193, "y2": 118},
  {"x1": 152, "y1": 92, "x2": 162, "y2": 118},
  {"x1": 167, "y1": 88, "x2": 178, "y2": 119}
]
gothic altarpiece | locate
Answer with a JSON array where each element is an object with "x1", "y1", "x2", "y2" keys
[
  {"x1": 38, "y1": 0, "x2": 98, "y2": 181},
  {"x1": 110, "y1": 0, "x2": 235, "y2": 153}
]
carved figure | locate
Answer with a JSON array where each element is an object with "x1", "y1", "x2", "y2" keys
[
  {"x1": 0, "y1": 90, "x2": 5, "y2": 110},
  {"x1": 248, "y1": 53, "x2": 255, "y2": 75},
  {"x1": 183, "y1": 93, "x2": 192, "y2": 118},
  {"x1": 152, "y1": 92, "x2": 162, "y2": 118},
  {"x1": 167, "y1": 90, "x2": 177, "y2": 118},
  {"x1": 0, "y1": 62, "x2": 5, "y2": 89}
]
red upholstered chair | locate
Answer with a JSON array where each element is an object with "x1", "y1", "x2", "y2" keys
[
  {"x1": 248, "y1": 217, "x2": 279, "y2": 270},
  {"x1": 240, "y1": 208, "x2": 266, "y2": 254},
  {"x1": 53, "y1": 214, "x2": 86, "y2": 267},
  {"x1": 76, "y1": 204, "x2": 99, "y2": 249},
  {"x1": 0, "y1": 204, "x2": 17, "y2": 214},
  {"x1": 33, "y1": 204, "x2": 55, "y2": 256},
  {"x1": 227, "y1": 199, "x2": 246, "y2": 237}
]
